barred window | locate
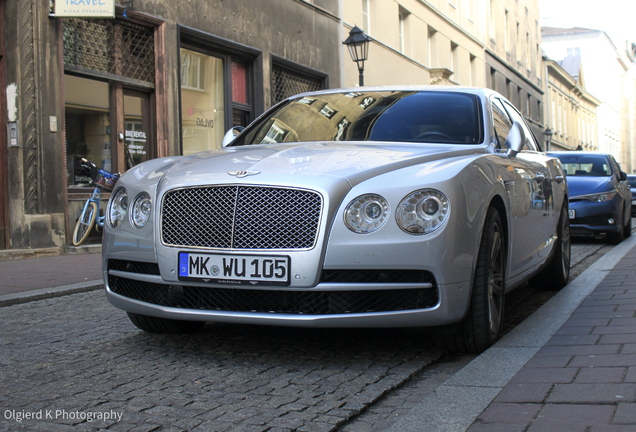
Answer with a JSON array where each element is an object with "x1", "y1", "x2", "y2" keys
[
  {"x1": 63, "y1": 18, "x2": 155, "y2": 86},
  {"x1": 271, "y1": 65, "x2": 323, "y2": 105}
]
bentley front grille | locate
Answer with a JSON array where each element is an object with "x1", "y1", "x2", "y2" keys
[{"x1": 161, "y1": 186, "x2": 322, "y2": 250}]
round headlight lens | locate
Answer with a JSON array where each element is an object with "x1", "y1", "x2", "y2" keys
[
  {"x1": 396, "y1": 189, "x2": 450, "y2": 235},
  {"x1": 107, "y1": 187, "x2": 128, "y2": 228},
  {"x1": 344, "y1": 194, "x2": 390, "y2": 233},
  {"x1": 130, "y1": 192, "x2": 152, "y2": 228}
]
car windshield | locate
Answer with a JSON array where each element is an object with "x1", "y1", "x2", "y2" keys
[
  {"x1": 554, "y1": 154, "x2": 613, "y2": 177},
  {"x1": 629, "y1": 177, "x2": 636, "y2": 188},
  {"x1": 232, "y1": 91, "x2": 483, "y2": 146}
]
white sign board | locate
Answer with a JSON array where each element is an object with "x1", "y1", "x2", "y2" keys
[{"x1": 54, "y1": 0, "x2": 115, "y2": 18}]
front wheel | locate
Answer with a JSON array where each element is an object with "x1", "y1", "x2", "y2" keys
[
  {"x1": 72, "y1": 201, "x2": 97, "y2": 246},
  {"x1": 441, "y1": 207, "x2": 506, "y2": 354}
]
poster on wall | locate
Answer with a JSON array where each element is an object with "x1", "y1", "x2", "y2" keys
[{"x1": 54, "y1": 0, "x2": 116, "y2": 18}]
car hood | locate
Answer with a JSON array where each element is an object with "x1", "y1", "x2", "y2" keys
[
  {"x1": 159, "y1": 142, "x2": 484, "y2": 188},
  {"x1": 566, "y1": 176, "x2": 615, "y2": 197}
]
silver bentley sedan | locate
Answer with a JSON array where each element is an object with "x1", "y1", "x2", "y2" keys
[{"x1": 103, "y1": 86, "x2": 570, "y2": 353}]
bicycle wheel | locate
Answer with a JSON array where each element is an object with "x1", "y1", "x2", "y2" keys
[{"x1": 73, "y1": 201, "x2": 98, "y2": 246}]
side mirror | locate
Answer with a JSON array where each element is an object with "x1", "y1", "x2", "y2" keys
[
  {"x1": 221, "y1": 126, "x2": 245, "y2": 147},
  {"x1": 505, "y1": 121, "x2": 525, "y2": 158},
  {"x1": 620, "y1": 171, "x2": 628, "y2": 182}
]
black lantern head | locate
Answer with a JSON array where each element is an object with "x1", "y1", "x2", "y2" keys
[{"x1": 343, "y1": 26, "x2": 371, "y2": 66}]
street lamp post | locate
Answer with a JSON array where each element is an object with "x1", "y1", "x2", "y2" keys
[
  {"x1": 543, "y1": 127, "x2": 553, "y2": 152},
  {"x1": 343, "y1": 26, "x2": 371, "y2": 87}
]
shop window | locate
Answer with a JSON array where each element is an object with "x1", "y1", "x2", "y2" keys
[
  {"x1": 64, "y1": 75, "x2": 111, "y2": 187},
  {"x1": 180, "y1": 48, "x2": 225, "y2": 155},
  {"x1": 124, "y1": 92, "x2": 150, "y2": 167}
]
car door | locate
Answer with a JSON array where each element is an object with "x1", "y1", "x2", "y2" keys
[
  {"x1": 609, "y1": 155, "x2": 631, "y2": 221},
  {"x1": 494, "y1": 98, "x2": 556, "y2": 276}
]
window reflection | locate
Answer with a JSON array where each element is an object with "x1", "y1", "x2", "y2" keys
[
  {"x1": 233, "y1": 91, "x2": 482, "y2": 146},
  {"x1": 180, "y1": 48, "x2": 225, "y2": 154}
]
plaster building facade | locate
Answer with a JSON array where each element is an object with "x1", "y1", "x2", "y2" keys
[
  {"x1": 485, "y1": 0, "x2": 544, "y2": 141},
  {"x1": 342, "y1": 0, "x2": 545, "y2": 142},
  {"x1": 542, "y1": 27, "x2": 630, "y2": 169},
  {"x1": 0, "y1": 0, "x2": 341, "y2": 252},
  {"x1": 341, "y1": 0, "x2": 487, "y2": 88},
  {"x1": 543, "y1": 56, "x2": 600, "y2": 152}
]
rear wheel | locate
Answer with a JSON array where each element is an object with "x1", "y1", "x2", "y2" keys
[
  {"x1": 127, "y1": 312, "x2": 206, "y2": 334},
  {"x1": 72, "y1": 201, "x2": 97, "y2": 246},
  {"x1": 530, "y1": 203, "x2": 571, "y2": 290},
  {"x1": 441, "y1": 207, "x2": 506, "y2": 354}
]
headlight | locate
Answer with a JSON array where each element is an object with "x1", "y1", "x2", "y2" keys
[
  {"x1": 581, "y1": 191, "x2": 617, "y2": 202},
  {"x1": 107, "y1": 187, "x2": 128, "y2": 228},
  {"x1": 344, "y1": 194, "x2": 390, "y2": 233},
  {"x1": 396, "y1": 189, "x2": 450, "y2": 235},
  {"x1": 130, "y1": 192, "x2": 152, "y2": 228}
]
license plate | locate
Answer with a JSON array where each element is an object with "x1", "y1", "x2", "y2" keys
[
  {"x1": 568, "y1": 209, "x2": 575, "y2": 219},
  {"x1": 178, "y1": 252, "x2": 290, "y2": 286}
]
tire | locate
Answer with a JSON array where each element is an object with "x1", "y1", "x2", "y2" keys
[
  {"x1": 127, "y1": 312, "x2": 205, "y2": 334},
  {"x1": 610, "y1": 210, "x2": 626, "y2": 245},
  {"x1": 72, "y1": 201, "x2": 98, "y2": 246},
  {"x1": 624, "y1": 215, "x2": 632, "y2": 238},
  {"x1": 530, "y1": 203, "x2": 571, "y2": 290},
  {"x1": 441, "y1": 207, "x2": 506, "y2": 354}
]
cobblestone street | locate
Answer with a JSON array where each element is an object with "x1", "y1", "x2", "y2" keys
[
  {"x1": 0, "y1": 240, "x2": 618, "y2": 431},
  {"x1": 0, "y1": 291, "x2": 441, "y2": 432}
]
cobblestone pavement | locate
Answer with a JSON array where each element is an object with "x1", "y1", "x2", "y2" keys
[
  {"x1": 0, "y1": 240, "x2": 618, "y2": 432},
  {"x1": 0, "y1": 291, "x2": 442, "y2": 432}
]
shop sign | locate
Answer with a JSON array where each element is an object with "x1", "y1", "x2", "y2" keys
[{"x1": 54, "y1": 0, "x2": 115, "y2": 18}]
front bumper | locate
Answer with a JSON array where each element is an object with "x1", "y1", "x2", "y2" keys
[
  {"x1": 568, "y1": 199, "x2": 622, "y2": 237},
  {"x1": 103, "y1": 258, "x2": 470, "y2": 328}
]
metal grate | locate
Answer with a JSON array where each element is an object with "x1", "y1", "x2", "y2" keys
[
  {"x1": 271, "y1": 65, "x2": 323, "y2": 105},
  {"x1": 162, "y1": 186, "x2": 322, "y2": 250},
  {"x1": 108, "y1": 274, "x2": 439, "y2": 314},
  {"x1": 63, "y1": 18, "x2": 155, "y2": 85}
]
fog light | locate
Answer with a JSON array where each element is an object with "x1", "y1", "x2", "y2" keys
[{"x1": 608, "y1": 218, "x2": 616, "y2": 225}]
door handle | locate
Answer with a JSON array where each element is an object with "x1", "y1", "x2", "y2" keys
[{"x1": 534, "y1": 173, "x2": 546, "y2": 182}]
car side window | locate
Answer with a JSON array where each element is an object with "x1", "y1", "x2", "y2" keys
[
  {"x1": 501, "y1": 100, "x2": 539, "y2": 152},
  {"x1": 490, "y1": 99, "x2": 512, "y2": 150}
]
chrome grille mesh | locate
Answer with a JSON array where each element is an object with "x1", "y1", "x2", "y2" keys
[{"x1": 162, "y1": 186, "x2": 322, "y2": 250}]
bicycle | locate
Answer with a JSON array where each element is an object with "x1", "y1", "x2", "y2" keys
[{"x1": 72, "y1": 160, "x2": 120, "y2": 246}]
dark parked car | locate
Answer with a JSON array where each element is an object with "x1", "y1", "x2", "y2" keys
[
  {"x1": 550, "y1": 151, "x2": 631, "y2": 244},
  {"x1": 627, "y1": 175, "x2": 636, "y2": 216}
]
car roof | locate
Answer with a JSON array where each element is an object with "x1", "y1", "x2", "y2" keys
[
  {"x1": 548, "y1": 151, "x2": 611, "y2": 157},
  {"x1": 290, "y1": 85, "x2": 499, "y2": 100}
]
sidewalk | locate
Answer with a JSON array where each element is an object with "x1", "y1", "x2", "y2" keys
[
  {"x1": 388, "y1": 234, "x2": 636, "y2": 432},
  {"x1": 0, "y1": 249, "x2": 103, "y2": 306}
]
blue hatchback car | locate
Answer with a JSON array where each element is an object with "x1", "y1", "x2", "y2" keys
[
  {"x1": 550, "y1": 152, "x2": 632, "y2": 244},
  {"x1": 628, "y1": 175, "x2": 636, "y2": 216}
]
